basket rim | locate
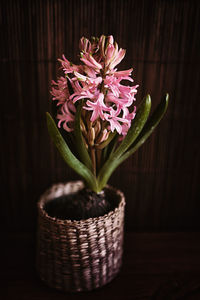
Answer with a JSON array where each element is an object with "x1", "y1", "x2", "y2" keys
[{"x1": 37, "y1": 180, "x2": 125, "y2": 225}]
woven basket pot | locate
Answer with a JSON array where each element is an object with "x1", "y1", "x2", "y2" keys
[{"x1": 36, "y1": 181, "x2": 125, "y2": 292}]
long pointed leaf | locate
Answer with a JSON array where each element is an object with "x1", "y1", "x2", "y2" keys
[
  {"x1": 74, "y1": 102, "x2": 93, "y2": 171},
  {"x1": 112, "y1": 94, "x2": 151, "y2": 159},
  {"x1": 97, "y1": 95, "x2": 151, "y2": 191},
  {"x1": 119, "y1": 93, "x2": 169, "y2": 162},
  {"x1": 98, "y1": 94, "x2": 169, "y2": 184},
  {"x1": 46, "y1": 112, "x2": 98, "y2": 192}
]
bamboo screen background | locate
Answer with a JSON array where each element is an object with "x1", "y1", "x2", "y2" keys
[{"x1": 1, "y1": 0, "x2": 200, "y2": 232}]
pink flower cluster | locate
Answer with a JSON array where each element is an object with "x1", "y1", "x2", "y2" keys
[{"x1": 51, "y1": 35, "x2": 138, "y2": 136}]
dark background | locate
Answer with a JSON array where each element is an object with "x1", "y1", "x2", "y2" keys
[{"x1": 1, "y1": 0, "x2": 200, "y2": 233}]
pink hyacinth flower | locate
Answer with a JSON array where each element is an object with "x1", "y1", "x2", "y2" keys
[
  {"x1": 50, "y1": 77, "x2": 70, "y2": 106},
  {"x1": 58, "y1": 54, "x2": 82, "y2": 74},
  {"x1": 104, "y1": 109, "x2": 129, "y2": 135},
  {"x1": 50, "y1": 35, "x2": 139, "y2": 135},
  {"x1": 57, "y1": 101, "x2": 76, "y2": 132},
  {"x1": 79, "y1": 37, "x2": 91, "y2": 53},
  {"x1": 109, "y1": 48, "x2": 126, "y2": 70},
  {"x1": 80, "y1": 53, "x2": 102, "y2": 71},
  {"x1": 84, "y1": 92, "x2": 111, "y2": 122}
]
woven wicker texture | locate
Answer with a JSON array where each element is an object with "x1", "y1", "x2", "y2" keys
[{"x1": 36, "y1": 181, "x2": 125, "y2": 292}]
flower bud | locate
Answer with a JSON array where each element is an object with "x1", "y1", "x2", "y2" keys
[
  {"x1": 79, "y1": 37, "x2": 91, "y2": 53},
  {"x1": 107, "y1": 35, "x2": 114, "y2": 45},
  {"x1": 86, "y1": 117, "x2": 92, "y2": 130},
  {"x1": 99, "y1": 35, "x2": 106, "y2": 57},
  {"x1": 88, "y1": 127, "x2": 95, "y2": 146},
  {"x1": 80, "y1": 119, "x2": 87, "y2": 137},
  {"x1": 82, "y1": 135, "x2": 88, "y2": 149},
  {"x1": 95, "y1": 129, "x2": 109, "y2": 145},
  {"x1": 94, "y1": 120, "x2": 101, "y2": 137}
]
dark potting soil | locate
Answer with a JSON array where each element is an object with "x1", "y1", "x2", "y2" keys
[{"x1": 44, "y1": 187, "x2": 119, "y2": 221}]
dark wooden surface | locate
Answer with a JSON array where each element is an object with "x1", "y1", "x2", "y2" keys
[
  {"x1": 1, "y1": 0, "x2": 200, "y2": 232},
  {"x1": 3, "y1": 232, "x2": 200, "y2": 300}
]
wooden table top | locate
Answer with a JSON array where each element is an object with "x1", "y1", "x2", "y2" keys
[{"x1": 3, "y1": 232, "x2": 200, "y2": 299}]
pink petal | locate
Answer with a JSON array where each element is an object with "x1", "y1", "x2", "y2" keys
[{"x1": 109, "y1": 48, "x2": 126, "y2": 69}]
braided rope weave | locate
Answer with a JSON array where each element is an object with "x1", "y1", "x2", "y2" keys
[{"x1": 36, "y1": 181, "x2": 125, "y2": 292}]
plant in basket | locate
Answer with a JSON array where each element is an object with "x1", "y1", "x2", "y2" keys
[{"x1": 37, "y1": 35, "x2": 168, "y2": 292}]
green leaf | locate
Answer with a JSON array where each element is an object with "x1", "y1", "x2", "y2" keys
[
  {"x1": 97, "y1": 95, "x2": 151, "y2": 191},
  {"x1": 119, "y1": 93, "x2": 169, "y2": 162},
  {"x1": 46, "y1": 112, "x2": 98, "y2": 192},
  {"x1": 74, "y1": 102, "x2": 93, "y2": 171},
  {"x1": 113, "y1": 94, "x2": 151, "y2": 159},
  {"x1": 102, "y1": 93, "x2": 169, "y2": 176}
]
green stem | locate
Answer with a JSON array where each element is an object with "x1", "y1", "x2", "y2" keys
[
  {"x1": 90, "y1": 147, "x2": 96, "y2": 176},
  {"x1": 96, "y1": 148, "x2": 102, "y2": 173}
]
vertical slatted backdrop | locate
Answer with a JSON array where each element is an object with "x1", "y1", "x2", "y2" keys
[{"x1": 1, "y1": 0, "x2": 200, "y2": 232}]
